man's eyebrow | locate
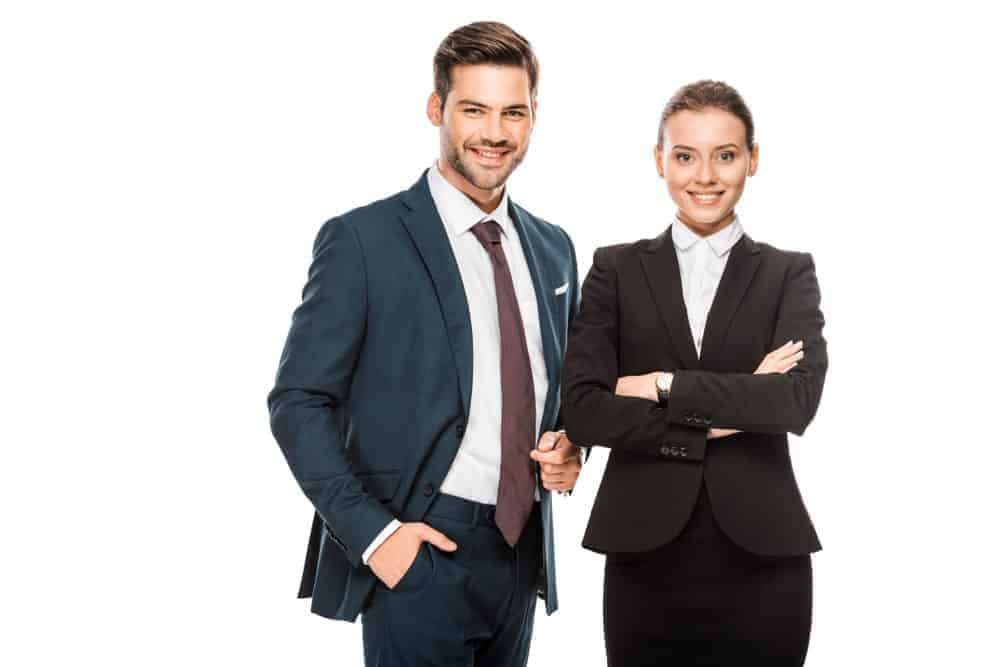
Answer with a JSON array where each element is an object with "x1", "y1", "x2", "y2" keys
[
  {"x1": 455, "y1": 100, "x2": 530, "y2": 111},
  {"x1": 671, "y1": 143, "x2": 741, "y2": 151}
]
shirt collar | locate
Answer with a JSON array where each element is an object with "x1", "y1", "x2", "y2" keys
[
  {"x1": 672, "y1": 215, "x2": 744, "y2": 258},
  {"x1": 427, "y1": 160, "x2": 512, "y2": 239}
]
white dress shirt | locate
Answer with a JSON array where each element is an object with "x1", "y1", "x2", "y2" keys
[
  {"x1": 671, "y1": 216, "x2": 744, "y2": 357},
  {"x1": 362, "y1": 162, "x2": 549, "y2": 563}
]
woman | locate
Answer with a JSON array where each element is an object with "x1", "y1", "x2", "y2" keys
[{"x1": 560, "y1": 80, "x2": 828, "y2": 666}]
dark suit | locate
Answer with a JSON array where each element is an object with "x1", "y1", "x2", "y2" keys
[
  {"x1": 267, "y1": 172, "x2": 578, "y2": 639},
  {"x1": 561, "y1": 224, "x2": 826, "y2": 665}
]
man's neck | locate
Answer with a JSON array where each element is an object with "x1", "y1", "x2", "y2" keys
[{"x1": 436, "y1": 159, "x2": 505, "y2": 214}]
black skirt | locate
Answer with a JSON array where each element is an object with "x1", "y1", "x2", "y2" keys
[{"x1": 603, "y1": 483, "x2": 812, "y2": 667}]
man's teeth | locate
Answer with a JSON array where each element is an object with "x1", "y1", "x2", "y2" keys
[{"x1": 475, "y1": 149, "x2": 503, "y2": 158}]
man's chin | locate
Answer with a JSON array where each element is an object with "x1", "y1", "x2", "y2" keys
[{"x1": 457, "y1": 163, "x2": 511, "y2": 192}]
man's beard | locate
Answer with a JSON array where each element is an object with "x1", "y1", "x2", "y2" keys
[{"x1": 445, "y1": 141, "x2": 525, "y2": 192}]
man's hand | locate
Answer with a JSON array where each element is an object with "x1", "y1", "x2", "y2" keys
[
  {"x1": 529, "y1": 431, "x2": 583, "y2": 492},
  {"x1": 367, "y1": 522, "x2": 457, "y2": 589}
]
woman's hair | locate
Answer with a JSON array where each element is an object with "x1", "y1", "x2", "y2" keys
[{"x1": 657, "y1": 80, "x2": 755, "y2": 149}]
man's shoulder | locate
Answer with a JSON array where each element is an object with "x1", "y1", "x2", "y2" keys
[
  {"x1": 511, "y1": 202, "x2": 573, "y2": 254},
  {"x1": 323, "y1": 187, "x2": 410, "y2": 233}
]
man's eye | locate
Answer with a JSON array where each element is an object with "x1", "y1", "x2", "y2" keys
[
  {"x1": 505, "y1": 110, "x2": 525, "y2": 118},
  {"x1": 464, "y1": 108, "x2": 483, "y2": 115}
]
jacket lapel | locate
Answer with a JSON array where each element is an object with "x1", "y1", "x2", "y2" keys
[
  {"x1": 639, "y1": 227, "x2": 700, "y2": 370},
  {"x1": 398, "y1": 171, "x2": 474, "y2": 420},
  {"x1": 509, "y1": 202, "x2": 559, "y2": 436},
  {"x1": 699, "y1": 234, "x2": 761, "y2": 367}
]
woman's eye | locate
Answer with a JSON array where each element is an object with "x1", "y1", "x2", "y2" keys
[
  {"x1": 719, "y1": 151, "x2": 735, "y2": 161},
  {"x1": 675, "y1": 153, "x2": 692, "y2": 163}
]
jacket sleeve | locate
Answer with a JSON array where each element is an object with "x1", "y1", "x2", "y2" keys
[
  {"x1": 267, "y1": 218, "x2": 396, "y2": 568},
  {"x1": 560, "y1": 247, "x2": 708, "y2": 461},
  {"x1": 552, "y1": 229, "x2": 592, "y2": 464},
  {"x1": 666, "y1": 252, "x2": 828, "y2": 436}
]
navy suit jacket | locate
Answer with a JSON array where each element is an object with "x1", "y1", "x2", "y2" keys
[{"x1": 268, "y1": 170, "x2": 579, "y2": 621}]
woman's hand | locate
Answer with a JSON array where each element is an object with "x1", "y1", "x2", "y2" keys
[
  {"x1": 614, "y1": 371, "x2": 662, "y2": 402},
  {"x1": 755, "y1": 340, "x2": 804, "y2": 374}
]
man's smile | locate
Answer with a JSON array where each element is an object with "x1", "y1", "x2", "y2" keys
[{"x1": 468, "y1": 146, "x2": 512, "y2": 167}]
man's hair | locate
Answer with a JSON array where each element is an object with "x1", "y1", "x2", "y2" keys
[
  {"x1": 657, "y1": 80, "x2": 755, "y2": 149},
  {"x1": 433, "y1": 21, "x2": 539, "y2": 108}
]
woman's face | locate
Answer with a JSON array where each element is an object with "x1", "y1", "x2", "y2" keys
[{"x1": 655, "y1": 107, "x2": 758, "y2": 236}]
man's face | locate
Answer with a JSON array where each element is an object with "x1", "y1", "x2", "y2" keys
[
  {"x1": 655, "y1": 108, "x2": 759, "y2": 234},
  {"x1": 428, "y1": 64, "x2": 535, "y2": 197}
]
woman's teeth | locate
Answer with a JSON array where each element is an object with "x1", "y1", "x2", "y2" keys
[{"x1": 690, "y1": 192, "x2": 722, "y2": 204}]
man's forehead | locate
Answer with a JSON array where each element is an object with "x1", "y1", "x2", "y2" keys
[{"x1": 449, "y1": 64, "x2": 532, "y2": 102}]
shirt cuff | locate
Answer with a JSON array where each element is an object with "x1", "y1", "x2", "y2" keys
[{"x1": 361, "y1": 519, "x2": 402, "y2": 565}]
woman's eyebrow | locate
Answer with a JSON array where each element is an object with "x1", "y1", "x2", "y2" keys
[{"x1": 671, "y1": 143, "x2": 741, "y2": 151}]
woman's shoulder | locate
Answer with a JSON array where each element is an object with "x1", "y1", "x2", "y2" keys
[
  {"x1": 751, "y1": 237, "x2": 815, "y2": 269},
  {"x1": 592, "y1": 231, "x2": 671, "y2": 268}
]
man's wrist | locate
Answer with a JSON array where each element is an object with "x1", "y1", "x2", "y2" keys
[{"x1": 362, "y1": 519, "x2": 402, "y2": 565}]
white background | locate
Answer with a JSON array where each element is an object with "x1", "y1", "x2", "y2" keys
[{"x1": 3, "y1": 1, "x2": 998, "y2": 665}]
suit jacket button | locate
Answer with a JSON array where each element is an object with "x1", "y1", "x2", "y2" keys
[
  {"x1": 680, "y1": 447, "x2": 688, "y2": 457},
  {"x1": 423, "y1": 483, "x2": 435, "y2": 497},
  {"x1": 659, "y1": 445, "x2": 670, "y2": 457},
  {"x1": 456, "y1": 423, "x2": 465, "y2": 437}
]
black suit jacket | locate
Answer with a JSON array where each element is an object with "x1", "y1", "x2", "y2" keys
[{"x1": 561, "y1": 224, "x2": 826, "y2": 557}]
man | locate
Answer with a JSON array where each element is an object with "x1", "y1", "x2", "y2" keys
[{"x1": 268, "y1": 21, "x2": 583, "y2": 666}]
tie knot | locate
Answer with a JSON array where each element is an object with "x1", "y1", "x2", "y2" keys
[{"x1": 471, "y1": 219, "x2": 503, "y2": 249}]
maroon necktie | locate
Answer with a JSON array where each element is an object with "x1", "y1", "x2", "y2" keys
[{"x1": 471, "y1": 220, "x2": 537, "y2": 547}]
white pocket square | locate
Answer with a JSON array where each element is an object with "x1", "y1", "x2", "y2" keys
[{"x1": 554, "y1": 282, "x2": 569, "y2": 296}]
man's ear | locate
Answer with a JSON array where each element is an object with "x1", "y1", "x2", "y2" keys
[
  {"x1": 653, "y1": 145, "x2": 665, "y2": 179},
  {"x1": 427, "y1": 92, "x2": 443, "y2": 127},
  {"x1": 748, "y1": 143, "x2": 759, "y2": 177}
]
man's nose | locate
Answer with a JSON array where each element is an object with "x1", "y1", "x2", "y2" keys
[{"x1": 483, "y1": 111, "x2": 505, "y2": 143}]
